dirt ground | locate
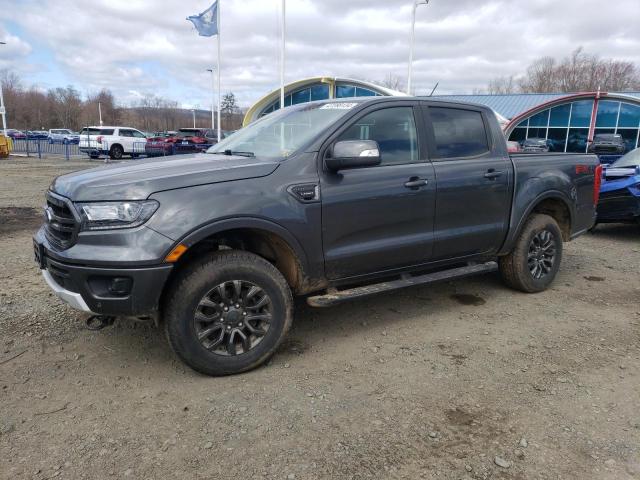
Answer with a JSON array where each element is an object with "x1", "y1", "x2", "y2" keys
[{"x1": 1, "y1": 156, "x2": 639, "y2": 480}]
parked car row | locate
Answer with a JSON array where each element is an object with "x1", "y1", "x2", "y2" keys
[
  {"x1": 76, "y1": 126, "x2": 236, "y2": 159},
  {"x1": 3, "y1": 128, "x2": 81, "y2": 143},
  {"x1": 511, "y1": 134, "x2": 628, "y2": 156}
]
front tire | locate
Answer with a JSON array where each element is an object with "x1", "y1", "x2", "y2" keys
[
  {"x1": 499, "y1": 214, "x2": 563, "y2": 293},
  {"x1": 164, "y1": 250, "x2": 293, "y2": 376}
]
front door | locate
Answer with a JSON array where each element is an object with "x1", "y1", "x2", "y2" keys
[
  {"x1": 320, "y1": 104, "x2": 436, "y2": 280},
  {"x1": 423, "y1": 105, "x2": 512, "y2": 260}
]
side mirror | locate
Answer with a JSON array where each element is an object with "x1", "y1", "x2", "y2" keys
[{"x1": 325, "y1": 140, "x2": 381, "y2": 171}]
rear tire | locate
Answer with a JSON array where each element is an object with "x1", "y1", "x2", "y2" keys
[
  {"x1": 499, "y1": 214, "x2": 563, "y2": 293},
  {"x1": 109, "y1": 144, "x2": 124, "y2": 160},
  {"x1": 164, "y1": 250, "x2": 293, "y2": 376}
]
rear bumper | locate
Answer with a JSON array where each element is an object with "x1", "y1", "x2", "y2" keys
[
  {"x1": 79, "y1": 146, "x2": 105, "y2": 155},
  {"x1": 34, "y1": 236, "x2": 173, "y2": 316}
]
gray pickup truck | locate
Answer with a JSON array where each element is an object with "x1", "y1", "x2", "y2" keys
[{"x1": 34, "y1": 97, "x2": 601, "y2": 375}]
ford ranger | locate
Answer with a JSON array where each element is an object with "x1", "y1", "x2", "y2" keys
[{"x1": 34, "y1": 97, "x2": 601, "y2": 375}]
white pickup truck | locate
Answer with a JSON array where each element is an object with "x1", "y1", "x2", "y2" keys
[{"x1": 78, "y1": 126, "x2": 148, "y2": 159}]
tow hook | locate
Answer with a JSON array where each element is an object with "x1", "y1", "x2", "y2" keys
[{"x1": 86, "y1": 315, "x2": 116, "y2": 331}]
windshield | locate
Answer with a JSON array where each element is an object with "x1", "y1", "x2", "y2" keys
[
  {"x1": 610, "y1": 148, "x2": 640, "y2": 168},
  {"x1": 178, "y1": 129, "x2": 200, "y2": 138},
  {"x1": 207, "y1": 102, "x2": 359, "y2": 160}
]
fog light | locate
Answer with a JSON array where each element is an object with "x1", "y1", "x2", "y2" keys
[{"x1": 109, "y1": 277, "x2": 132, "y2": 296}]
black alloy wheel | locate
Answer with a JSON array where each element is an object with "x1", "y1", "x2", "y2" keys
[
  {"x1": 527, "y1": 229, "x2": 556, "y2": 279},
  {"x1": 193, "y1": 280, "x2": 272, "y2": 356}
]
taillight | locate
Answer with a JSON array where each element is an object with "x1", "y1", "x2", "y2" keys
[
  {"x1": 97, "y1": 136, "x2": 103, "y2": 144},
  {"x1": 593, "y1": 164, "x2": 603, "y2": 205}
]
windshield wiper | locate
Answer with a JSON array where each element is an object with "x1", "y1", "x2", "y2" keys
[{"x1": 219, "y1": 149, "x2": 255, "y2": 157}]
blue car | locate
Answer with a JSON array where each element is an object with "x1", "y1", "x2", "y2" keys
[{"x1": 596, "y1": 148, "x2": 640, "y2": 225}]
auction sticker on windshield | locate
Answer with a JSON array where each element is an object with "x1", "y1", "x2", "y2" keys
[{"x1": 320, "y1": 103, "x2": 358, "y2": 110}]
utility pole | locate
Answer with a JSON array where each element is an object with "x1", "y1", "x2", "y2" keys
[
  {"x1": 407, "y1": 0, "x2": 428, "y2": 95},
  {"x1": 98, "y1": 102, "x2": 103, "y2": 126},
  {"x1": 191, "y1": 109, "x2": 196, "y2": 128},
  {"x1": 207, "y1": 68, "x2": 216, "y2": 131},
  {"x1": 0, "y1": 41, "x2": 7, "y2": 136}
]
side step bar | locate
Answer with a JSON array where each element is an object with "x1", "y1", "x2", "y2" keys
[{"x1": 306, "y1": 261, "x2": 498, "y2": 308}]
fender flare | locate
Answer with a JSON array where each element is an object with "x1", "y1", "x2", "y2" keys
[
  {"x1": 173, "y1": 217, "x2": 311, "y2": 274},
  {"x1": 499, "y1": 190, "x2": 574, "y2": 255}
]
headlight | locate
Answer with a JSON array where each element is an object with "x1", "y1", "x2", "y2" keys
[{"x1": 76, "y1": 200, "x2": 159, "y2": 231}]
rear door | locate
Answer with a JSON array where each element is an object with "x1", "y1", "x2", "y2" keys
[
  {"x1": 118, "y1": 129, "x2": 135, "y2": 152},
  {"x1": 320, "y1": 102, "x2": 436, "y2": 279},
  {"x1": 422, "y1": 104, "x2": 511, "y2": 260},
  {"x1": 131, "y1": 129, "x2": 147, "y2": 154}
]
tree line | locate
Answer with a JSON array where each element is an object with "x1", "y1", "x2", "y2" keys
[
  {"x1": 486, "y1": 48, "x2": 640, "y2": 94},
  {"x1": 0, "y1": 70, "x2": 243, "y2": 132}
]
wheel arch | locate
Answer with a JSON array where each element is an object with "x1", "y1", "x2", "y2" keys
[
  {"x1": 165, "y1": 218, "x2": 323, "y2": 295},
  {"x1": 500, "y1": 191, "x2": 573, "y2": 255}
]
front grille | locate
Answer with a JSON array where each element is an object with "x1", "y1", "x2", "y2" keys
[
  {"x1": 599, "y1": 188, "x2": 633, "y2": 200},
  {"x1": 46, "y1": 259, "x2": 79, "y2": 293},
  {"x1": 44, "y1": 192, "x2": 80, "y2": 250},
  {"x1": 594, "y1": 145, "x2": 621, "y2": 153}
]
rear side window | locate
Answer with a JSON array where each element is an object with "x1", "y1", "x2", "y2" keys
[
  {"x1": 80, "y1": 128, "x2": 101, "y2": 135},
  {"x1": 119, "y1": 129, "x2": 133, "y2": 137},
  {"x1": 429, "y1": 107, "x2": 489, "y2": 159},
  {"x1": 100, "y1": 129, "x2": 115, "y2": 135}
]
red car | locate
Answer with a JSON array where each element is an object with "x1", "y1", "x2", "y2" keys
[
  {"x1": 6, "y1": 129, "x2": 27, "y2": 140},
  {"x1": 506, "y1": 140, "x2": 522, "y2": 153},
  {"x1": 145, "y1": 128, "x2": 216, "y2": 156}
]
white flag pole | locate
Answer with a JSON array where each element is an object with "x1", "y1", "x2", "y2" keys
[
  {"x1": 280, "y1": 0, "x2": 286, "y2": 111},
  {"x1": 407, "y1": 0, "x2": 428, "y2": 95},
  {"x1": 216, "y1": 1, "x2": 221, "y2": 142}
]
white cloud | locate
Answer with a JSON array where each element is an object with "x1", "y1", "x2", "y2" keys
[{"x1": 1, "y1": 0, "x2": 639, "y2": 106}]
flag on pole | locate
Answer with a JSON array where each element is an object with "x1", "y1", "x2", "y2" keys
[{"x1": 187, "y1": 1, "x2": 219, "y2": 37}]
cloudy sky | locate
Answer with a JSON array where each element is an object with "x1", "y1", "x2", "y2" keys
[{"x1": 1, "y1": 0, "x2": 639, "y2": 108}]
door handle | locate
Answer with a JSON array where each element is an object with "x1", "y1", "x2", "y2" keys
[
  {"x1": 404, "y1": 178, "x2": 428, "y2": 189},
  {"x1": 484, "y1": 169, "x2": 503, "y2": 179}
]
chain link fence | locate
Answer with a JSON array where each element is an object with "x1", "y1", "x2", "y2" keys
[{"x1": 10, "y1": 139, "x2": 215, "y2": 161}]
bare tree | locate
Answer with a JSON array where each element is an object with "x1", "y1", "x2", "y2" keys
[
  {"x1": 378, "y1": 73, "x2": 406, "y2": 92},
  {"x1": 487, "y1": 75, "x2": 518, "y2": 94},
  {"x1": 487, "y1": 48, "x2": 640, "y2": 94}
]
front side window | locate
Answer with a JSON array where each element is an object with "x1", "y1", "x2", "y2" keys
[
  {"x1": 132, "y1": 130, "x2": 146, "y2": 138},
  {"x1": 337, "y1": 107, "x2": 419, "y2": 165},
  {"x1": 429, "y1": 107, "x2": 489, "y2": 159}
]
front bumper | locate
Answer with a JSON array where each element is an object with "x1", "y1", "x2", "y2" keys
[
  {"x1": 597, "y1": 189, "x2": 640, "y2": 222},
  {"x1": 42, "y1": 269, "x2": 93, "y2": 312},
  {"x1": 34, "y1": 234, "x2": 173, "y2": 316}
]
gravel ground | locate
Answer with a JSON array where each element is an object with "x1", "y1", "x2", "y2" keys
[{"x1": 1, "y1": 156, "x2": 639, "y2": 480}]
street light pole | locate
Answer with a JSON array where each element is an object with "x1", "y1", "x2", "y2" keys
[
  {"x1": 191, "y1": 109, "x2": 196, "y2": 128},
  {"x1": 207, "y1": 68, "x2": 216, "y2": 131},
  {"x1": 0, "y1": 41, "x2": 7, "y2": 136},
  {"x1": 98, "y1": 102, "x2": 103, "y2": 126},
  {"x1": 407, "y1": 0, "x2": 428, "y2": 96},
  {"x1": 280, "y1": 0, "x2": 286, "y2": 111}
]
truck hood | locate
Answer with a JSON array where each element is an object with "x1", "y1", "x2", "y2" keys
[{"x1": 51, "y1": 153, "x2": 280, "y2": 201}]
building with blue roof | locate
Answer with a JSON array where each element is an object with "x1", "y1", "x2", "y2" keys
[{"x1": 244, "y1": 78, "x2": 640, "y2": 154}]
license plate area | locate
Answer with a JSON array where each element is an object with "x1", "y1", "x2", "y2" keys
[{"x1": 33, "y1": 240, "x2": 46, "y2": 269}]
